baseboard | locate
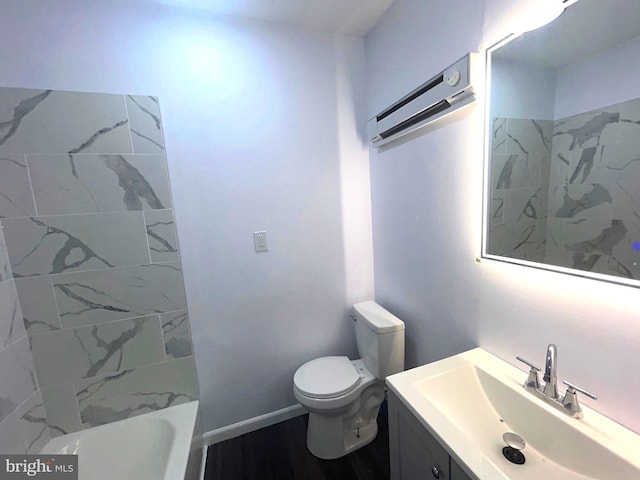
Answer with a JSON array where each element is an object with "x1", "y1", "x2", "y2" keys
[
  {"x1": 202, "y1": 404, "x2": 306, "y2": 447},
  {"x1": 198, "y1": 445, "x2": 208, "y2": 480}
]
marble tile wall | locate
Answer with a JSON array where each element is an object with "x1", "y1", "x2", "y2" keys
[
  {"x1": 0, "y1": 227, "x2": 48, "y2": 453},
  {"x1": 488, "y1": 117, "x2": 553, "y2": 263},
  {"x1": 546, "y1": 98, "x2": 640, "y2": 279},
  {"x1": 0, "y1": 87, "x2": 198, "y2": 444},
  {"x1": 488, "y1": 96, "x2": 640, "y2": 280}
]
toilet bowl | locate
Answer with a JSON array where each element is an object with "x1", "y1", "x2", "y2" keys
[
  {"x1": 293, "y1": 301, "x2": 405, "y2": 459},
  {"x1": 294, "y1": 357, "x2": 385, "y2": 459}
]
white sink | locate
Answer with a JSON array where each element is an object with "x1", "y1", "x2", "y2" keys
[{"x1": 386, "y1": 348, "x2": 640, "y2": 480}]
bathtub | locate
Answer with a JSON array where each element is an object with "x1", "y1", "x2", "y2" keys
[{"x1": 41, "y1": 401, "x2": 199, "y2": 480}]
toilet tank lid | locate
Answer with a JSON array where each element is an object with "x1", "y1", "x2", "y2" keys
[{"x1": 353, "y1": 301, "x2": 405, "y2": 333}]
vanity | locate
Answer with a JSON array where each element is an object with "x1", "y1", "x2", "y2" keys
[
  {"x1": 388, "y1": 388, "x2": 473, "y2": 480},
  {"x1": 385, "y1": 348, "x2": 640, "y2": 480}
]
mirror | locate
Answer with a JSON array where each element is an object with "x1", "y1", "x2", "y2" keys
[{"x1": 483, "y1": 0, "x2": 640, "y2": 285}]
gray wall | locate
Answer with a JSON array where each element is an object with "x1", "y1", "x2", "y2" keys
[
  {"x1": 0, "y1": 87, "x2": 198, "y2": 442},
  {"x1": 367, "y1": 0, "x2": 640, "y2": 434}
]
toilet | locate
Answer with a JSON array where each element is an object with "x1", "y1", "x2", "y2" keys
[{"x1": 293, "y1": 300, "x2": 405, "y2": 459}]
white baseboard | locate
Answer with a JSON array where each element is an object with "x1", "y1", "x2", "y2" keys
[
  {"x1": 198, "y1": 445, "x2": 208, "y2": 480},
  {"x1": 202, "y1": 404, "x2": 306, "y2": 447}
]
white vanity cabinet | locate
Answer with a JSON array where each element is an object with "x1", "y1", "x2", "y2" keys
[{"x1": 388, "y1": 390, "x2": 474, "y2": 480}]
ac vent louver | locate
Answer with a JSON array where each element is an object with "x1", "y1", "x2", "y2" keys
[{"x1": 367, "y1": 53, "x2": 478, "y2": 148}]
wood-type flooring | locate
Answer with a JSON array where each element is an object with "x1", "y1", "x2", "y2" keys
[{"x1": 204, "y1": 402, "x2": 390, "y2": 480}]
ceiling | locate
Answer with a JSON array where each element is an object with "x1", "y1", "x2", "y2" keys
[
  {"x1": 495, "y1": 0, "x2": 640, "y2": 69},
  {"x1": 132, "y1": 0, "x2": 394, "y2": 37}
]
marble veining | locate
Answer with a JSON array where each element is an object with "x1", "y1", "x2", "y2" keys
[
  {"x1": 125, "y1": 95, "x2": 165, "y2": 154},
  {"x1": 489, "y1": 97, "x2": 640, "y2": 279},
  {"x1": 30, "y1": 315, "x2": 165, "y2": 386},
  {"x1": 2, "y1": 212, "x2": 150, "y2": 277},
  {"x1": 0, "y1": 91, "x2": 52, "y2": 147},
  {"x1": 0, "y1": 86, "x2": 197, "y2": 440},
  {"x1": 160, "y1": 311, "x2": 192, "y2": 359},
  {"x1": 554, "y1": 184, "x2": 612, "y2": 218},
  {"x1": 14, "y1": 217, "x2": 114, "y2": 275},
  {"x1": 100, "y1": 154, "x2": 164, "y2": 209},
  {"x1": 0, "y1": 156, "x2": 36, "y2": 219},
  {"x1": 144, "y1": 209, "x2": 178, "y2": 263},
  {"x1": 555, "y1": 111, "x2": 619, "y2": 150},
  {"x1": 27, "y1": 154, "x2": 171, "y2": 215},
  {"x1": 53, "y1": 263, "x2": 187, "y2": 328},
  {"x1": 17, "y1": 392, "x2": 50, "y2": 453},
  {"x1": 74, "y1": 356, "x2": 198, "y2": 428}
]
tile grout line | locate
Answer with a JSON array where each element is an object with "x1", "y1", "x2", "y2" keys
[
  {"x1": 23, "y1": 155, "x2": 40, "y2": 217},
  {"x1": 48, "y1": 274, "x2": 65, "y2": 332},
  {"x1": 40, "y1": 354, "x2": 196, "y2": 390},
  {"x1": 30, "y1": 308, "x2": 189, "y2": 337},
  {"x1": 142, "y1": 210, "x2": 154, "y2": 265},
  {"x1": 122, "y1": 94, "x2": 136, "y2": 154},
  {"x1": 20, "y1": 259, "x2": 182, "y2": 279}
]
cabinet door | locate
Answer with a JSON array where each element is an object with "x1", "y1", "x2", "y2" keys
[
  {"x1": 389, "y1": 392, "x2": 449, "y2": 480},
  {"x1": 451, "y1": 459, "x2": 473, "y2": 480}
]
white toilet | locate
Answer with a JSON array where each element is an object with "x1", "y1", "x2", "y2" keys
[{"x1": 293, "y1": 300, "x2": 405, "y2": 459}]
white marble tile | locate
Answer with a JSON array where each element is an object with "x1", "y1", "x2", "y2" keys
[
  {"x1": 0, "y1": 408, "x2": 27, "y2": 454},
  {"x1": 492, "y1": 117, "x2": 507, "y2": 154},
  {"x1": 31, "y1": 315, "x2": 165, "y2": 387},
  {"x1": 0, "y1": 280, "x2": 26, "y2": 349},
  {"x1": 144, "y1": 209, "x2": 179, "y2": 263},
  {"x1": 14, "y1": 276, "x2": 61, "y2": 334},
  {"x1": 0, "y1": 337, "x2": 37, "y2": 423},
  {"x1": 41, "y1": 384, "x2": 82, "y2": 438},
  {"x1": 0, "y1": 227, "x2": 13, "y2": 282},
  {"x1": 126, "y1": 96, "x2": 165, "y2": 154},
  {"x1": 53, "y1": 262, "x2": 187, "y2": 328},
  {"x1": 2, "y1": 212, "x2": 149, "y2": 277},
  {"x1": 0, "y1": 88, "x2": 131, "y2": 155},
  {"x1": 504, "y1": 187, "x2": 549, "y2": 224},
  {"x1": 506, "y1": 118, "x2": 552, "y2": 158},
  {"x1": 160, "y1": 311, "x2": 192, "y2": 360},
  {"x1": 74, "y1": 356, "x2": 198, "y2": 429},
  {"x1": 16, "y1": 390, "x2": 50, "y2": 453},
  {"x1": 0, "y1": 155, "x2": 36, "y2": 219},
  {"x1": 490, "y1": 191, "x2": 504, "y2": 226},
  {"x1": 28, "y1": 154, "x2": 171, "y2": 215}
]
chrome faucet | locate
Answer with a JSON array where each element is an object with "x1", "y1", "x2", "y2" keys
[
  {"x1": 516, "y1": 344, "x2": 597, "y2": 419},
  {"x1": 542, "y1": 344, "x2": 559, "y2": 399}
]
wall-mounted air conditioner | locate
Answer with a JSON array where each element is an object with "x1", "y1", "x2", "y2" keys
[{"x1": 367, "y1": 53, "x2": 479, "y2": 148}]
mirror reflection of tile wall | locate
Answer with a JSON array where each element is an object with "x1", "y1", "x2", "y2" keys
[
  {"x1": 488, "y1": 97, "x2": 640, "y2": 280},
  {"x1": 0, "y1": 87, "x2": 199, "y2": 445}
]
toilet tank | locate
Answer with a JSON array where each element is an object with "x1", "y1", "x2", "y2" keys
[{"x1": 353, "y1": 301, "x2": 405, "y2": 379}]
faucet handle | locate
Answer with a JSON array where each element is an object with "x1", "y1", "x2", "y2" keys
[
  {"x1": 561, "y1": 380, "x2": 597, "y2": 418},
  {"x1": 516, "y1": 356, "x2": 540, "y2": 372},
  {"x1": 516, "y1": 357, "x2": 541, "y2": 391},
  {"x1": 562, "y1": 380, "x2": 598, "y2": 400}
]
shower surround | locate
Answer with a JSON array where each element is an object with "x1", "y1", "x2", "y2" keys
[{"x1": 0, "y1": 87, "x2": 198, "y2": 445}]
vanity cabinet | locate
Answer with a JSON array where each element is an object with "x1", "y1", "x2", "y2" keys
[{"x1": 388, "y1": 390, "x2": 474, "y2": 480}]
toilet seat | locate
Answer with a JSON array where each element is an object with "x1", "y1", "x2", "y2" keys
[{"x1": 294, "y1": 356, "x2": 360, "y2": 399}]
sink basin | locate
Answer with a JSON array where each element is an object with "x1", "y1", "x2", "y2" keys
[{"x1": 386, "y1": 348, "x2": 640, "y2": 480}]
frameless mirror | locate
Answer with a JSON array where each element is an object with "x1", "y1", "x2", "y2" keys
[{"x1": 483, "y1": 0, "x2": 640, "y2": 286}]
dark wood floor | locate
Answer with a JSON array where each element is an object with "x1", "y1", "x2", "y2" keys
[{"x1": 204, "y1": 401, "x2": 390, "y2": 480}]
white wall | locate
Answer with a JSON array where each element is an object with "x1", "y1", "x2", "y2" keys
[
  {"x1": 490, "y1": 58, "x2": 557, "y2": 120},
  {"x1": 366, "y1": 0, "x2": 640, "y2": 434},
  {"x1": 0, "y1": 0, "x2": 374, "y2": 433},
  {"x1": 555, "y1": 35, "x2": 640, "y2": 119}
]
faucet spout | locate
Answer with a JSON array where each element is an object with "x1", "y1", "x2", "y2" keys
[{"x1": 542, "y1": 343, "x2": 559, "y2": 399}]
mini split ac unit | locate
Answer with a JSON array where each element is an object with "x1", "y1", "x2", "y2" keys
[{"x1": 367, "y1": 53, "x2": 479, "y2": 148}]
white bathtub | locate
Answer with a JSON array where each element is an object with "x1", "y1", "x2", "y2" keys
[{"x1": 41, "y1": 401, "x2": 199, "y2": 480}]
